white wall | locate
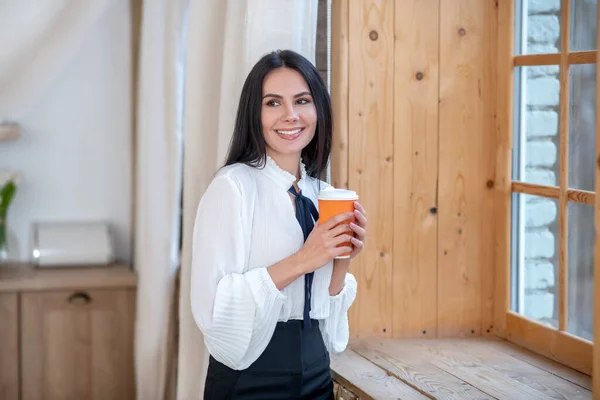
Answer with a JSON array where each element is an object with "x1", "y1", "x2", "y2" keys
[{"x1": 0, "y1": 1, "x2": 132, "y2": 263}]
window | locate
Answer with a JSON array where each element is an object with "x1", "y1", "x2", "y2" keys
[{"x1": 498, "y1": 0, "x2": 597, "y2": 374}]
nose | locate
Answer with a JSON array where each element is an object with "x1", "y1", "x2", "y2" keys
[{"x1": 282, "y1": 104, "x2": 299, "y2": 122}]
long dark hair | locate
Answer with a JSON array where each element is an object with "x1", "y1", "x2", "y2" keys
[{"x1": 224, "y1": 49, "x2": 332, "y2": 179}]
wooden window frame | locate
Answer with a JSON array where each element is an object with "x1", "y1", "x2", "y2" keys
[{"x1": 495, "y1": 0, "x2": 599, "y2": 379}]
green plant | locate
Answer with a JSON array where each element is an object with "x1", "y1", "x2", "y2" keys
[
  {"x1": 0, "y1": 180, "x2": 17, "y2": 219},
  {"x1": 0, "y1": 178, "x2": 17, "y2": 253}
]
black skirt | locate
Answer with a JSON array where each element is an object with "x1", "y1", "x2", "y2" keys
[{"x1": 203, "y1": 319, "x2": 334, "y2": 400}]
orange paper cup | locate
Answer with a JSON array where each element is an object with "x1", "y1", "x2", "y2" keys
[{"x1": 317, "y1": 187, "x2": 359, "y2": 259}]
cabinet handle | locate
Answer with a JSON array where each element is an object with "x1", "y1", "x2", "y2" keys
[{"x1": 68, "y1": 291, "x2": 92, "y2": 304}]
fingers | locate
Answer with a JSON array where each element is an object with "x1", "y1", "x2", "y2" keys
[
  {"x1": 346, "y1": 236, "x2": 364, "y2": 259},
  {"x1": 320, "y1": 212, "x2": 355, "y2": 230},
  {"x1": 354, "y1": 211, "x2": 367, "y2": 228},
  {"x1": 330, "y1": 222, "x2": 353, "y2": 237},
  {"x1": 349, "y1": 222, "x2": 366, "y2": 240},
  {"x1": 334, "y1": 245, "x2": 353, "y2": 257},
  {"x1": 332, "y1": 234, "x2": 354, "y2": 246},
  {"x1": 353, "y1": 209, "x2": 367, "y2": 228},
  {"x1": 350, "y1": 236, "x2": 364, "y2": 251},
  {"x1": 354, "y1": 201, "x2": 367, "y2": 217},
  {"x1": 312, "y1": 204, "x2": 367, "y2": 261}
]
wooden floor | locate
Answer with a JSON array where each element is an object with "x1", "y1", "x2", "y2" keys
[{"x1": 330, "y1": 337, "x2": 592, "y2": 400}]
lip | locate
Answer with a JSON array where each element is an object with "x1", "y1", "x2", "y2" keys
[{"x1": 274, "y1": 127, "x2": 305, "y2": 140}]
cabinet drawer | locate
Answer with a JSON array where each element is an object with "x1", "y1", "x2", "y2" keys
[{"x1": 21, "y1": 289, "x2": 136, "y2": 400}]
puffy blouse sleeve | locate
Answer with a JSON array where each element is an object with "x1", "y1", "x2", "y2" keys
[
  {"x1": 320, "y1": 272, "x2": 357, "y2": 353},
  {"x1": 190, "y1": 174, "x2": 286, "y2": 370}
]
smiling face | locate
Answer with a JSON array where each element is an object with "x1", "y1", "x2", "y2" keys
[{"x1": 261, "y1": 67, "x2": 317, "y2": 169}]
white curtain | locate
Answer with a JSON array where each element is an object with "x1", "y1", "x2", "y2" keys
[
  {"x1": 177, "y1": 0, "x2": 318, "y2": 398},
  {"x1": 0, "y1": 0, "x2": 110, "y2": 119},
  {"x1": 134, "y1": 0, "x2": 186, "y2": 399},
  {"x1": 0, "y1": 1, "x2": 186, "y2": 398}
]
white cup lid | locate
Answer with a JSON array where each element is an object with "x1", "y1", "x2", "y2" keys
[{"x1": 317, "y1": 186, "x2": 358, "y2": 200}]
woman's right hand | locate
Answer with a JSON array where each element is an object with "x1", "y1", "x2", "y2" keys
[{"x1": 295, "y1": 212, "x2": 355, "y2": 273}]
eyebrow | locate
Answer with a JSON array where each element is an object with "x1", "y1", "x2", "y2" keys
[{"x1": 262, "y1": 91, "x2": 312, "y2": 99}]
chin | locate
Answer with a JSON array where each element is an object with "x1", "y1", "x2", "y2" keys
[{"x1": 270, "y1": 145, "x2": 306, "y2": 157}]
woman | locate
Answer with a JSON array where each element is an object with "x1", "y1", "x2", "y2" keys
[{"x1": 190, "y1": 49, "x2": 367, "y2": 399}]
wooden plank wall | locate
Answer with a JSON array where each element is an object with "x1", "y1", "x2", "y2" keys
[
  {"x1": 393, "y1": 0, "x2": 439, "y2": 339},
  {"x1": 347, "y1": 0, "x2": 395, "y2": 338},
  {"x1": 332, "y1": 0, "x2": 498, "y2": 338},
  {"x1": 437, "y1": 0, "x2": 497, "y2": 337}
]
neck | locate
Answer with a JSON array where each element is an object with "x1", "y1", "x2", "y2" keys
[{"x1": 267, "y1": 151, "x2": 301, "y2": 179}]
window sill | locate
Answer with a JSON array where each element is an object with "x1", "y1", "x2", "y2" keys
[{"x1": 330, "y1": 336, "x2": 591, "y2": 400}]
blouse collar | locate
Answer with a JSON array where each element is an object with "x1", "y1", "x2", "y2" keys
[{"x1": 263, "y1": 155, "x2": 308, "y2": 191}]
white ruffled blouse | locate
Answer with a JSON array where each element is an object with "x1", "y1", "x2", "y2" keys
[{"x1": 190, "y1": 156, "x2": 358, "y2": 370}]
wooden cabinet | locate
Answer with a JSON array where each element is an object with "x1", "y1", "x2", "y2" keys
[
  {"x1": 0, "y1": 264, "x2": 137, "y2": 400},
  {"x1": 0, "y1": 293, "x2": 19, "y2": 399}
]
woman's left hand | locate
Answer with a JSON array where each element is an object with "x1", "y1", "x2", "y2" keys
[{"x1": 348, "y1": 201, "x2": 367, "y2": 259}]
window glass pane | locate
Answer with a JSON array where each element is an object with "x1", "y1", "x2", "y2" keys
[
  {"x1": 567, "y1": 202, "x2": 594, "y2": 341},
  {"x1": 569, "y1": 63, "x2": 597, "y2": 191},
  {"x1": 513, "y1": 66, "x2": 561, "y2": 186},
  {"x1": 511, "y1": 193, "x2": 559, "y2": 329},
  {"x1": 571, "y1": 0, "x2": 598, "y2": 51},
  {"x1": 515, "y1": 0, "x2": 561, "y2": 55}
]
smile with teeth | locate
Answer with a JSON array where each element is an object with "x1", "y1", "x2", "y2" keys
[{"x1": 276, "y1": 128, "x2": 304, "y2": 135}]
